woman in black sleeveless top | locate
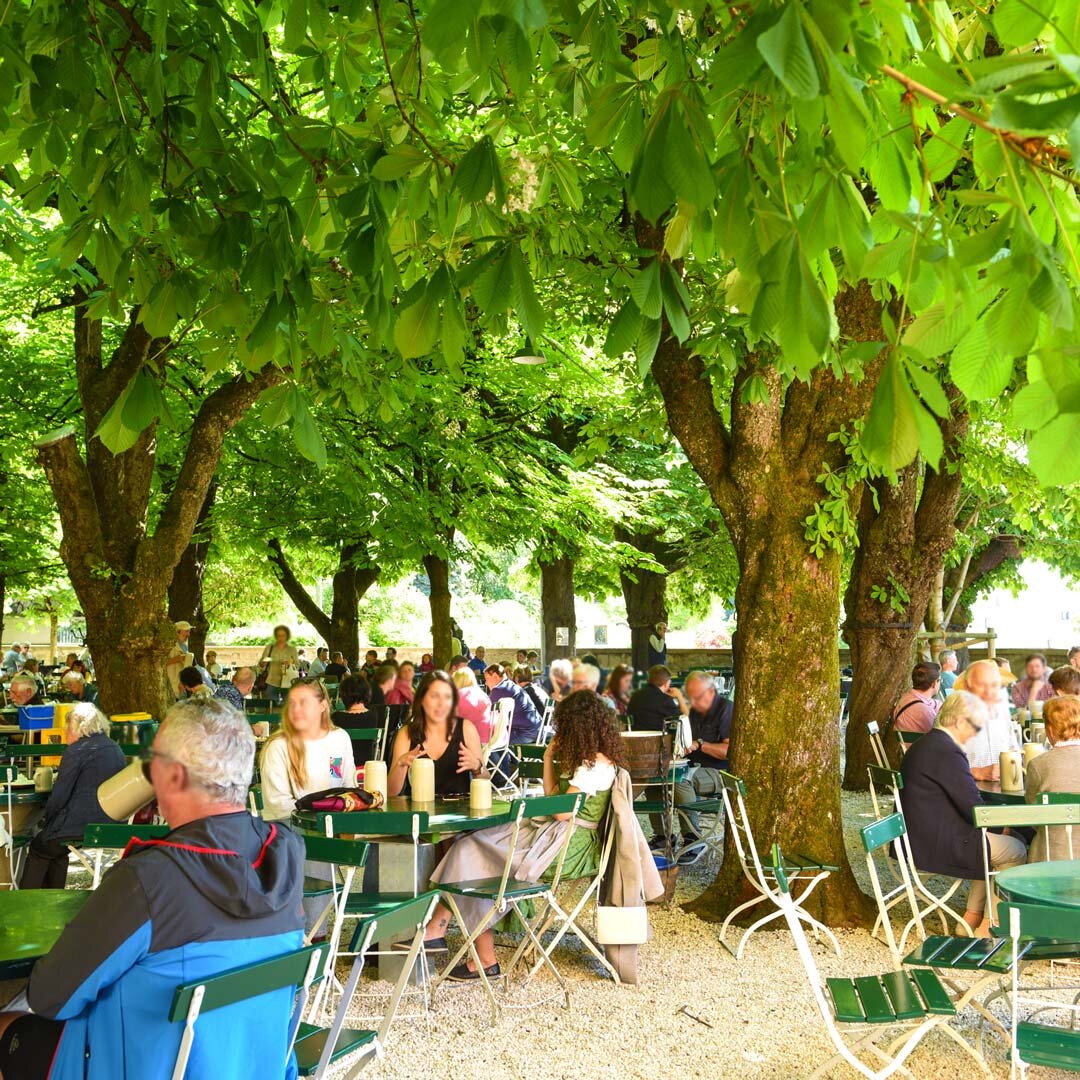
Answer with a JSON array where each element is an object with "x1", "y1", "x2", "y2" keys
[{"x1": 388, "y1": 670, "x2": 487, "y2": 798}]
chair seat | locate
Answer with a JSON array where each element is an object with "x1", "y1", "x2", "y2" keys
[
  {"x1": 681, "y1": 798, "x2": 723, "y2": 813},
  {"x1": 342, "y1": 891, "x2": 419, "y2": 916},
  {"x1": 827, "y1": 969, "x2": 955, "y2": 1024},
  {"x1": 1015, "y1": 1021, "x2": 1080, "y2": 1071},
  {"x1": 904, "y1": 934, "x2": 1030, "y2": 973},
  {"x1": 294, "y1": 1022, "x2": 377, "y2": 1075},
  {"x1": 766, "y1": 852, "x2": 838, "y2": 875},
  {"x1": 303, "y1": 877, "x2": 336, "y2": 898},
  {"x1": 438, "y1": 876, "x2": 548, "y2": 899}
]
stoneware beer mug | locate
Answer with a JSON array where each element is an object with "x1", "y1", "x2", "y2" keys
[
  {"x1": 1029, "y1": 722, "x2": 1046, "y2": 745},
  {"x1": 999, "y1": 750, "x2": 1023, "y2": 793},
  {"x1": 1032, "y1": 699, "x2": 1045, "y2": 720},
  {"x1": 1023, "y1": 742, "x2": 1046, "y2": 770},
  {"x1": 98, "y1": 759, "x2": 155, "y2": 820}
]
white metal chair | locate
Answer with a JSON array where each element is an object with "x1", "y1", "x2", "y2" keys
[
  {"x1": 866, "y1": 721, "x2": 889, "y2": 770},
  {"x1": 537, "y1": 699, "x2": 555, "y2": 744},
  {"x1": 772, "y1": 845, "x2": 991, "y2": 1080},
  {"x1": 716, "y1": 771, "x2": 841, "y2": 959},
  {"x1": 860, "y1": 813, "x2": 920, "y2": 968},
  {"x1": 482, "y1": 698, "x2": 517, "y2": 794}
]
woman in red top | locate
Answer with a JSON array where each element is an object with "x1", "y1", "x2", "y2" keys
[
  {"x1": 602, "y1": 664, "x2": 633, "y2": 718},
  {"x1": 386, "y1": 660, "x2": 416, "y2": 706}
]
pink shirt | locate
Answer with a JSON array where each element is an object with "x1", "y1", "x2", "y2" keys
[
  {"x1": 455, "y1": 684, "x2": 492, "y2": 743},
  {"x1": 892, "y1": 688, "x2": 939, "y2": 733},
  {"x1": 1010, "y1": 677, "x2": 1055, "y2": 708},
  {"x1": 386, "y1": 678, "x2": 415, "y2": 706}
]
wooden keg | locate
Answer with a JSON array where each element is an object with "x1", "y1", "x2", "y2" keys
[{"x1": 619, "y1": 730, "x2": 672, "y2": 780}]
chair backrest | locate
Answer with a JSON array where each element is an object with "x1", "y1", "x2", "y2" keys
[
  {"x1": 975, "y1": 801, "x2": 1080, "y2": 863},
  {"x1": 483, "y1": 703, "x2": 511, "y2": 755},
  {"x1": 83, "y1": 823, "x2": 170, "y2": 847},
  {"x1": 867, "y1": 764, "x2": 903, "y2": 817},
  {"x1": 866, "y1": 721, "x2": 889, "y2": 769},
  {"x1": 716, "y1": 771, "x2": 763, "y2": 883},
  {"x1": 1, "y1": 766, "x2": 15, "y2": 784},
  {"x1": 859, "y1": 811, "x2": 906, "y2": 855},
  {"x1": 351, "y1": 891, "x2": 439, "y2": 952},
  {"x1": 509, "y1": 793, "x2": 579, "y2": 820},
  {"x1": 301, "y1": 834, "x2": 369, "y2": 868},
  {"x1": 517, "y1": 759, "x2": 545, "y2": 781},
  {"x1": 896, "y1": 729, "x2": 923, "y2": 748},
  {"x1": 318, "y1": 810, "x2": 429, "y2": 838},
  {"x1": 169, "y1": 942, "x2": 325, "y2": 1022},
  {"x1": 1036, "y1": 792, "x2": 1080, "y2": 806},
  {"x1": 517, "y1": 743, "x2": 546, "y2": 762}
]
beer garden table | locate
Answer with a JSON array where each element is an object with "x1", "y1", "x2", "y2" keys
[
  {"x1": 0, "y1": 890, "x2": 88, "y2": 978},
  {"x1": 997, "y1": 860, "x2": 1080, "y2": 911}
]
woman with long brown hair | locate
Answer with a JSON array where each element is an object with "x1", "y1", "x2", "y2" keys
[
  {"x1": 388, "y1": 670, "x2": 486, "y2": 798},
  {"x1": 602, "y1": 664, "x2": 634, "y2": 718},
  {"x1": 425, "y1": 691, "x2": 626, "y2": 979}
]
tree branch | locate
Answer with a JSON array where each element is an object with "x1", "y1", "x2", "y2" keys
[
  {"x1": 266, "y1": 538, "x2": 332, "y2": 641},
  {"x1": 97, "y1": 0, "x2": 153, "y2": 52},
  {"x1": 138, "y1": 365, "x2": 282, "y2": 578}
]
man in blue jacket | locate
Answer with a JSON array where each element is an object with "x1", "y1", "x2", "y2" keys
[{"x1": 0, "y1": 697, "x2": 305, "y2": 1080}]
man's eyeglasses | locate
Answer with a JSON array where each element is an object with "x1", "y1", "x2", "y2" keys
[{"x1": 141, "y1": 748, "x2": 177, "y2": 765}]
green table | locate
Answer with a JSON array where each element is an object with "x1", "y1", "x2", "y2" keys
[
  {"x1": 997, "y1": 860, "x2": 1080, "y2": 910},
  {"x1": 294, "y1": 795, "x2": 514, "y2": 841},
  {"x1": 0, "y1": 890, "x2": 89, "y2": 978},
  {"x1": 0, "y1": 744, "x2": 68, "y2": 760},
  {"x1": 976, "y1": 779, "x2": 1026, "y2": 805}
]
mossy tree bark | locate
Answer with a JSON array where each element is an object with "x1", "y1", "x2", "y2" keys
[
  {"x1": 614, "y1": 525, "x2": 686, "y2": 673},
  {"x1": 539, "y1": 554, "x2": 576, "y2": 665},
  {"x1": 168, "y1": 482, "x2": 217, "y2": 665},
  {"x1": 423, "y1": 553, "x2": 453, "y2": 669},
  {"x1": 267, "y1": 539, "x2": 379, "y2": 668},
  {"x1": 36, "y1": 300, "x2": 279, "y2": 717},
  {"x1": 650, "y1": 276, "x2": 893, "y2": 926},
  {"x1": 841, "y1": 407, "x2": 967, "y2": 789}
]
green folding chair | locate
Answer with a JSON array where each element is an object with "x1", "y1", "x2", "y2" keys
[
  {"x1": 1, "y1": 765, "x2": 31, "y2": 887},
  {"x1": 716, "y1": 771, "x2": 840, "y2": 959},
  {"x1": 860, "y1": 813, "x2": 919, "y2": 968},
  {"x1": 895, "y1": 729, "x2": 923, "y2": 754},
  {"x1": 1002, "y1": 900, "x2": 1080, "y2": 1079},
  {"x1": 771, "y1": 845, "x2": 990, "y2": 1080},
  {"x1": 866, "y1": 721, "x2": 889, "y2": 770},
  {"x1": 302, "y1": 891, "x2": 439, "y2": 1079},
  {"x1": 430, "y1": 793, "x2": 583, "y2": 1026},
  {"x1": 82, "y1": 822, "x2": 170, "y2": 888},
  {"x1": 1032, "y1": 791, "x2": 1080, "y2": 860}
]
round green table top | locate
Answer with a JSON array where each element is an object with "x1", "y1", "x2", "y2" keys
[
  {"x1": 293, "y1": 795, "x2": 514, "y2": 838},
  {"x1": 996, "y1": 860, "x2": 1080, "y2": 909},
  {"x1": 0, "y1": 890, "x2": 89, "y2": 978}
]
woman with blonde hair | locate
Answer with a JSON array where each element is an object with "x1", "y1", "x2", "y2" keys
[
  {"x1": 260, "y1": 678, "x2": 355, "y2": 821},
  {"x1": 1025, "y1": 694, "x2": 1080, "y2": 862},
  {"x1": 452, "y1": 666, "x2": 493, "y2": 743}
]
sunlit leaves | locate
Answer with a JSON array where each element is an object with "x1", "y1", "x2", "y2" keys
[{"x1": 757, "y1": 4, "x2": 820, "y2": 100}]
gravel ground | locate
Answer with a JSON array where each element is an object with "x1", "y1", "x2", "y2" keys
[{"x1": 328, "y1": 791, "x2": 1076, "y2": 1080}]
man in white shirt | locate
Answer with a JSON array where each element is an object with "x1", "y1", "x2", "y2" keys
[
  {"x1": 961, "y1": 659, "x2": 1019, "y2": 780},
  {"x1": 308, "y1": 647, "x2": 328, "y2": 678}
]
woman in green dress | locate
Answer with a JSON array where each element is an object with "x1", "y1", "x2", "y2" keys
[{"x1": 427, "y1": 691, "x2": 626, "y2": 980}]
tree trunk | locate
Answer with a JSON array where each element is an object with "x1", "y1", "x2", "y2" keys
[
  {"x1": 35, "y1": 301, "x2": 279, "y2": 718},
  {"x1": 168, "y1": 483, "x2": 216, "y2": 666},
  {"x1": 613, "y1": 525, "x2": 690, "y2": 673},
  {"x1": 649, "y1": 268, "x2": 893, "y2": 927},
  {"x1": 423, "y1": 554, "x2": 452, "y2": 668},
  {"x1": 539, "y1": 555, "x2": 576, "y2": 666},
  {"x1": 48, "y1": 612, "x2": 58, "y2": 664},
  {"x1": 267, "y1": 539, "x2": 378, "y2": 668},
  {"x1": 0, "y1": 572, "x2": 5, "y2": 652}
]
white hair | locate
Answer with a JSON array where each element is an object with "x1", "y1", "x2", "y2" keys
[
  {"x1": 549, "y1": 658, "x2": 573, "y2": 683},
  {"x1": 62, "y1": 672, "x2": 85, "y2": 687},
  {"x1": 683, "y1": 670, "x2": 715, "y2": 692},
  {"x1": 573, "y1": 663, "x2": 600, "y2": 689},
  {"x1": 67, "y1": 702, "x2": 110, "y2": 738},
  {"x1": 10, "y1": 673, "x2": 36, "y2": 693},
  {"x1": 935, "y1": 690, "x2": 987, "y2": 731},
  {"x1": 158, "y1": 698, "x2": 254, "y2": 806}
]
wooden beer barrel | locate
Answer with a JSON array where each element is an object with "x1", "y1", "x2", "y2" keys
[{"x1": 620, "y1": 731, "x2": 672, "y2": 780}]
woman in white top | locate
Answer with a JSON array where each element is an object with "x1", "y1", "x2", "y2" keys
[
  {"x1": 260, "y1": 679, "x2": 356, "y2": 821},
  {"x1": 259, "y1": 624, "x2": 300, "y2": 705},
  {"x1": 427, "y1": 691, "x2": 623, "y2": 980},
  {"x1": 260, "y1": 679, "x2": 355, "y2": 932}
]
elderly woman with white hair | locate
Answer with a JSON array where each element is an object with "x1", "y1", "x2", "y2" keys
[{"x1": 19, "y1": 703, "x2": 127, "y2": 889}]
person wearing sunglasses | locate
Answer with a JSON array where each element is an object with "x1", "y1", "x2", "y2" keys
[{"x1": 899, "y1": 689, "x2": 1027, "y2": 935}]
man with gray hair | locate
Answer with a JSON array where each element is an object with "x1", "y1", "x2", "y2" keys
[
  {"x1": 938, "y1": 650, "x2": 959, "y2": 694},
  {"x1": 214, "y1": 665, "x2": 256, "y2": 712},
  {"x1": 61, "y1": 671, "x2": 99, "y2": 706},
  {"x1": 0, "y1": 698, "x2": 305, "y2": 1078},
  {"x1": 7, "y1": 671, "x2": 45, "y2": 707}
]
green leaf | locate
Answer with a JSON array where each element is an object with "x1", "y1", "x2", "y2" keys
[
  {"x1": 441, "y1": 299, "x2": 467, "y2": 371},
  {"x1": 630, "y1": 261, "x2": 663, "y2": 320},
  {"x1": 393, "y1": 284, "x2": 441, "y2": 359},
  {"x1": 902, "y1": 302, "x2": 969, "y2": 358},
  {"x1": 911, "y1": 392, "x2": 944, "y2": 470},
  {"x1": 453, "y1": 136, "x2": 503, "y2": 204},
  {"x1": 1028, "y1": 413, "x2": 1080, "y2": 486},
  {"x1": 423, "y1": 0, "x2": 480, "y2": 55},
  {"x1": 660, "y1": 264, "x2": 690, "y2": 342},
  {"x1": 663, "y1": 98, "x2": 715, "y2": 209},
  {"x1": 139, "y1": 279, "x2": 179, "y2": 339},
  {"x1": 991, "y1": 91, "x2": 1080, "y2": 135},
  {"x1": 510, "y1": 246, "x2": 545, "y2": 340},
  {"x1": 585, "y1": 83, "x2": 636, "y2": 147},
  {"x1": 922, "y1": 117, "x2": 971, "y2": 182},
  {"x1": 993, "y1": 0, "x2": 1054, "y2": 46},
  {"x1": 371, "y1": 144, "x2": 429, "y2": 180},
  {"x1": 862, "y1": 352, "x2": 920, "y2": 469},
  {"x1": 1010, "y1": 379, "x2": 1059, "y2": 429},
  {"x1": 292, "y1": 395, "x2": 327, "y2": 469},
  {"x1": 757, "y1": 4, "x2": 820, "y2": 100},
  {"x1": 949, "y1": 322, "x2": 1012, "y2": 400},
  {"x1": 93, "y1": 369, "x2": 168, "y2": 455},
  {"x1": 905, "y1": 361, "x2": 951, "y2": 418},
  {"x1": 473, "y1": 246, "x2": 515, "y2": 315},
  {"x1": 636, "y1": 316, "x2": 661, "y2": 379},
  {"x1": 604, "y1": 299, "x2": 641, "y2": 358}
]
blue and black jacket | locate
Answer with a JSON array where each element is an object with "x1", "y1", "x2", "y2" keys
[{"x1": 28, "y1": 811, "x2": 306, "y2": 1079}]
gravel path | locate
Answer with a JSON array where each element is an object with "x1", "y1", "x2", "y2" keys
[{"x1": 327, "y1": 791, "x2": 1076, "y2": 1079}]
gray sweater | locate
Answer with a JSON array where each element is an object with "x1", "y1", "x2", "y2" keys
[{"x1": 1024, "y1": 744, "x2": 1080, "y2": 862}]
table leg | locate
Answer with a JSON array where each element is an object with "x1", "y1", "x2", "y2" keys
[{"x1": 1, "y1": 804, "x2": 44, "y2": 888}]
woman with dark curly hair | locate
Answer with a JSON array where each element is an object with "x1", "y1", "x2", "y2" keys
[{"x1": 425, "y1": 690, "x2": 625, "y2": 980}]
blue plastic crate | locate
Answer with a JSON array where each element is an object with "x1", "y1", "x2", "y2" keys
[{"x1": 18, "y1": 705, "x2": 55, "y2": 730}]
